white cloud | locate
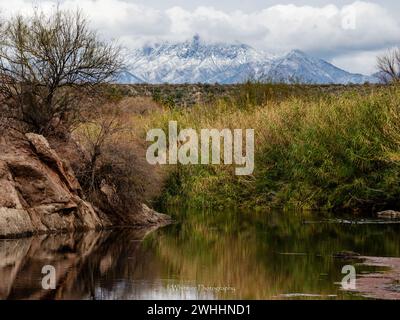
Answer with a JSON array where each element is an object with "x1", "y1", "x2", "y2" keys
[
  {"x1": 331, "y1": 49, "x2": 389, "y2": 75},
  {"x1": 0, "y1": 0, "x2": 399, "y2": 73}
]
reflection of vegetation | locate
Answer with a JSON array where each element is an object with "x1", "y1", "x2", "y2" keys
[
  {"x1": 2, "y1": 210, "x2": 399, "y2": 300},
  {"x1": 145, "y1": 208, "x2": 400, "y2": 299}
]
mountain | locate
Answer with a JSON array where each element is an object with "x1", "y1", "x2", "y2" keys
[
  {"x1": 120, "y1": 36, "x2": 379, "y2": 85},
  {"x1": 265, "y1": 49, "x2": 376, "y2": 84},
  {"x1": 117, "y1": 70, "x2": 144, "y2": 84},
  {"x1": 371, "y1": 71, "x2": 390, "y2": 83}
]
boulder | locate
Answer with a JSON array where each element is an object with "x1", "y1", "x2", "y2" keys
[
  {"x1": 136, "y1": 203, "x2": 171, "y2": 226},
  {"x1": 97, "y1": 180, "x2": 171, "y2": 226},
  {"x1": 377, "y1": 210, "x2": 400, "y2": 219},
  {"x1": 0, "y1": 133, "x2": 110, "y2": 238}
]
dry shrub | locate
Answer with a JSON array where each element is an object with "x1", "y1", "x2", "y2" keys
[
  {"x1": 93, "y1": 138, "x2": 163, "y2": 217},
  {"x1": 82, "y1": 139, "x2": 164, "y2": 223},
  {"x1": 73, "y1": 101, "x2": 164, "y2": 221},
  {"x1": 0, "y1": 9, "x2": 122, "y2": 135},
  {"x1": 115, "y1": 96, "x2": 163, "y2": 116}
]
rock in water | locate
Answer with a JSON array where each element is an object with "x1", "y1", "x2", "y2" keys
[{"x1": 377, "y1": 210, "x2": 400, "y2": 219}]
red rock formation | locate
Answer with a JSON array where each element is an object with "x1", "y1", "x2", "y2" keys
[{"x1": 0, "y1": 133, "x2": 169, "y2": 238}]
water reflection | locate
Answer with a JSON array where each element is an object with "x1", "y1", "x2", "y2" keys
[{"x1": 1, "y1": 209, "x2": 400, "y2": 300}]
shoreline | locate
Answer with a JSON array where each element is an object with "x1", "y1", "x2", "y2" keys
[{"x1": 352, "y1": 256, "x2": 400, "y2": 300}]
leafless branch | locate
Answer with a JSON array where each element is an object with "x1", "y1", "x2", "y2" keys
[
  {"x1": 377, "y1": 48, "x2": 400, "y2": 84},
  {"x1": 0, "y1": 8, "x2": 124, "y2": 135}
]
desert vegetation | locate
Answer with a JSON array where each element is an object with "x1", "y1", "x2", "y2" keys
[
  {"x1": 377, "y1": 48, "x2": 400, "y2": 83},
  {"x1": 1, "y1": 8, "x2": 399, "y2": 216},
  {"x1": 0, "y1": 9, "x2": 161, "y2": 221},
  {"x1": 64, "y1": 80, "x2": 400, "y2": 213},
  {"x1": 0, "y1": 9, "x2": 122, "y2": 135},
  {"x1": 72, "y1": 96, "x2": 164, "y2": 217},
  {"x1": 132, "y1": 83, "x2": 400, "y2": 212}
]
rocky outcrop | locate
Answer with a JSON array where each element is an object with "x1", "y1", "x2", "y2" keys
[
  {"x1": 377, "y1": 210, "x2": 400, "y2": 219},
  {"x1": 0, "y1": 133, "x2": 169, "y2": 238}
]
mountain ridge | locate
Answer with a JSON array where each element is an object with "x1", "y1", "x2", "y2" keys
[{"x1": 120, "y1": 36, "x2": 379, "y2": 85}]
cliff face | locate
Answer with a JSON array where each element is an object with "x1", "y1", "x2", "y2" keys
[{"x1": 0, "y1": 133, "x2": 169, "y2": 238}]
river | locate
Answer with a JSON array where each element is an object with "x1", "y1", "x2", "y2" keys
[{"x1": 1, "y1": 208, "x2": 400, "y2": 300}]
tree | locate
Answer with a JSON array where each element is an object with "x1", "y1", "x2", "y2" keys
[
  {"x1": 377, "y1": 48, "x2": 400, "y2": 84},
  {"x1": 0, "y1": 9, "x2": 123, "y2": 135}
]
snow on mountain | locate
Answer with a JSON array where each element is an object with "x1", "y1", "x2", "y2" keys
[
  {"x1": 119, "y1": 36, "x2": 379, "y2": 85},
  {"x1": 264, "y1": 49, "x2": 375, "y2": 84}
]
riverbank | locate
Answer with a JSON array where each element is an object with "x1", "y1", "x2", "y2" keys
[
  {"x1": 141, "y1": 84, "x2": 400, "y2": 212},
  {"x1": 0, "y1": 131, "x2": 170, "y2": 238},
  {"x1": 2, "y1": 83, "x2": 398, "y2": 236}
]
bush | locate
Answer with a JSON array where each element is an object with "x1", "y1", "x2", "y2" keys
[
  {"x1": 153, "y1": 85, "x2": 400, "y2": 212},
  {"x1": 73, "y1": 101, "x2": 164, "y2": 220}
]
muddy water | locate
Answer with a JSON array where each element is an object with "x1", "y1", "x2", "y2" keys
[{"x1": 0, "y1": 209, "x2": 399, "y2": 300}]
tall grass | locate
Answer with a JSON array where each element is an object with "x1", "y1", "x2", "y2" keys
[{"x1": 144, "y1": 85, "x2": 400, "y2": 212}]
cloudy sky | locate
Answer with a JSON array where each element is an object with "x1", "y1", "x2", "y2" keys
[{"x1": 1, "y1": 0, "x2": 400, "y2": 75}]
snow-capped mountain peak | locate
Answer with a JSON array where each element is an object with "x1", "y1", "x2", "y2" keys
[{"x1": 121, "y1": 37, "x2": 378, "y2": 84}]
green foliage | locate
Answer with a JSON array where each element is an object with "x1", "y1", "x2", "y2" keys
[
  {"x1": 102, "y1": 85, "x2": 126, "y2": 103},
  {"x1": 156, "y1": 85, "x2": 400, "y2": 212},
  {"x1": 152, "y1": 89, "x2": 176, "y2": 109},
  {"x1": 232, "y1": 81, "x2": 331, "y2": 110}
]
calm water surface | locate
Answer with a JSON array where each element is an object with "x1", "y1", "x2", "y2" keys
[{"x1": 1, "y1": 209, "x2": 400, "y2": 300}]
